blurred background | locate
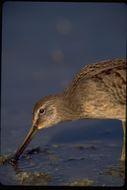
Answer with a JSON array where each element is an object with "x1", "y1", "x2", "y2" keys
[{"x1": 1, "y1": 2, "x2": 126, "y2": 154}]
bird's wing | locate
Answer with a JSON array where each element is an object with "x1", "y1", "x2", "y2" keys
[{"x1": 64, "y1": 58, "x2": 126, "y2": 95}]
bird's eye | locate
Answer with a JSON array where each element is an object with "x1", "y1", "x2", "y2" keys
[{"x1": 39, "y1": 108, "x2": 45, "y2": 114}]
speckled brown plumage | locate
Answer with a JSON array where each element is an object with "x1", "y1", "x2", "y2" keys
[
  {"x1": 64, "y1": 59, "x2": 125, "y2": 96},
  {"x1": 63, "y1": 59, "x2": 126, "y2": 121}
]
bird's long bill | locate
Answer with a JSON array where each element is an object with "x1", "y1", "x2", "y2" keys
[{"x1": 13, "y1": 125, "x2": 38, "y2": 161}]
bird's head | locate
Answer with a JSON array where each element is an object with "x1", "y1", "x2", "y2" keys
[
  {"x1": 32, "y1": 95, "x2": 63, "y2": 129},
  {"x1": 12, "y1": 95, "x2": 65, "y2": 162}
]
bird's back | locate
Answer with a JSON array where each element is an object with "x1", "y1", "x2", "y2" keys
[
  {"x1": 64, "y1": 59, "x2": 126, "y2": 94},
  {"x1": 64, "y1": 59, "x2": 126, "y2": 121}
]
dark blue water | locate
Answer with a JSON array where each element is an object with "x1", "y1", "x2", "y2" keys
[{"x1": 1, "y1": 2, "x2": 126, "y2": 186}]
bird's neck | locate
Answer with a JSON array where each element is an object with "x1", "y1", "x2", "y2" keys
[{"x1": 57, "y1": 94, "x2": 84, "y2": 122}]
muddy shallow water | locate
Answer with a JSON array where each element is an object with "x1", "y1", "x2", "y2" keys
[{"x1": 0, "y1": 140, "x2": 125, "y2": 186}]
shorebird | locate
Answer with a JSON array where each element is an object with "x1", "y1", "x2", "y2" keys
[{"x1": 12, "y1": 58, "x2": 126, "y2": 163}]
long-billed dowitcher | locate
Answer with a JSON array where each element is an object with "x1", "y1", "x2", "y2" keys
[{"x1": 12, "y1": 58, "x2": 126, "y2": 163}]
